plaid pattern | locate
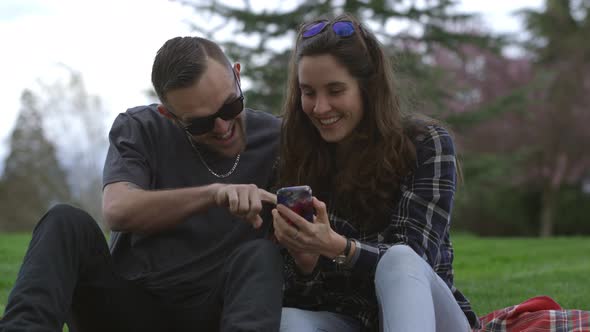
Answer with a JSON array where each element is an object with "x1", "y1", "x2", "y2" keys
[
  {"x1": 474, "y1": 296, "x2": 590, "y2": 332},
  {"x1": 283, "y1": 125, "x2": 478, "y2": 331}
]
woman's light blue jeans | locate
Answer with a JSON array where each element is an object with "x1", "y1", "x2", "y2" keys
[{"x1": 280, "y1": 245, "x2": 470, "y2": 332}]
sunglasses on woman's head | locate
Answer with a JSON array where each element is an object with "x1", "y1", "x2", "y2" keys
[
  {"x1": 302, "y1": 20, "x2": 356, "y2": 39},
  {"x1": 168, "y1": 71, "x2": 244, "y2": 136}
]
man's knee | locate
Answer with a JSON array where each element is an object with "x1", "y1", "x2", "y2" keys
[
  {"x1": 235, "y1": 239, "x2": 282, "y2": 265},
  {"x1": 36, "y1": 204, "x2": 100, "y2": 236},
  {"x1": 226, "y1": 239, "x2": 284, "y2": 284}
]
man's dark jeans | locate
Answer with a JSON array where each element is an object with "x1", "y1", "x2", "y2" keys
[{"x1": 0, "y1": 204, "x2": 283, "y2": 332}]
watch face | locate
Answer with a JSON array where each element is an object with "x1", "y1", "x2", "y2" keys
[{"x1": 334, "y1": 255, "x2": 347, "y2": 265}]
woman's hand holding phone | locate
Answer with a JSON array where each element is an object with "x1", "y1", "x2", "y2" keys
[{"x1": 273, "y1": 195, "x2": 346, "y2": 272}]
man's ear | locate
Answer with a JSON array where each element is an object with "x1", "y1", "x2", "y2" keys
[
  {"x1": 157, "y1": 105, "x2": 173, "y2": 119},
  {"x1": 233, "y1": 62, "x2": 241, "y2": 81}
]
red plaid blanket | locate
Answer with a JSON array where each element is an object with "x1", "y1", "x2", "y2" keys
[{"x1": 474, "y1": 296, "x2": 590, "y2": 332}]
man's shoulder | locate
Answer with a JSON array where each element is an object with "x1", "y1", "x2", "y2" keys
[
  {"x1": 245, "y1": 108, "x2": 281, "y2": 138},
  {"x1": 122, "y1": 104, "x2": 162, "y2": 122},
  {"x1": 110, "y1": 104, "x2": 171, "y2": 133},
  {"x1": 245, "y1": 108, "x2": 281, "y2": 126}
]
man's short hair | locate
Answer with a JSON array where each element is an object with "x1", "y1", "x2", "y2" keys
[{"x1": 151, "y1": 36, "x2": 232, "y2": 103}]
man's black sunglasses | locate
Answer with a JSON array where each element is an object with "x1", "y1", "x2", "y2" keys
[{"x1": 169, "y1": 70, "x2": 244, "y2": 136}]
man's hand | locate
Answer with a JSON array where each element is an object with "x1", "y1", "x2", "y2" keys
[{"x1": 214, "y1": 184, "x2": 277, "y2": 228}]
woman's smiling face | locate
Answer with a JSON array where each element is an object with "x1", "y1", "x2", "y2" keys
[{"x1": 298, "y1": 54, "x2": 364, "y2": 143}]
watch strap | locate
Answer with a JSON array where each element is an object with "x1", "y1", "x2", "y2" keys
[{"x1": 342, "y1": 237, "x2": 351, "y2": 257}]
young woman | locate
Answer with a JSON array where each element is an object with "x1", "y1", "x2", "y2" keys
[{"x1": 272, "y1": 13, "x2": 479, "y2": 332}]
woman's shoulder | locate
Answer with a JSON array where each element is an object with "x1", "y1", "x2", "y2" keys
[
  {"x1": 415, "y1": 125, "x2": 453, "y2": 145},
  {"x1": 404, "y1": 118, "x2": 456, "y2": 161}
]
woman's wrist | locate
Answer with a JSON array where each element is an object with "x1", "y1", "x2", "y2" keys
[
  {"x1": 294, "y1": 258, "x2": 317, "y2": 275},
  {"x1": 291, "y1": 252, "x2": 319, "y2": 275},
  {"x1": 323, "y1": 231, "x2": 347, "y2": 259}
]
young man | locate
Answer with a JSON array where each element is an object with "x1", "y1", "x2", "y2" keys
[{"x1": 0, "y1": 37, "x2": 283, "y2": 332}]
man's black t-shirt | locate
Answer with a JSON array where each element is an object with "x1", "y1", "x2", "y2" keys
[{"x1": 102, "y1": 105, "x2": 280, "y2": 293}]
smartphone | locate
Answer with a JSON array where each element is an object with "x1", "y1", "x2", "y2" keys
[{"x1": 276, "y1": 185, "x2": 314, "y2": 223}]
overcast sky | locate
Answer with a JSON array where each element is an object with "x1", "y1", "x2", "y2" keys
[{"x1": 0, "y1": 0, "x2": 543, "y2": 172}]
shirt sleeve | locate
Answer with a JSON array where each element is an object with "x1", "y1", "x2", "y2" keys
[
  {"x1": 346, "y1": 125, "x2": 458, "y2": 275},
  {"x1": 102, "y1": 112, "x2": 155, "y2": 190},
  {"x1": 281, "y1": 248, "x2": 325, "y2": 304}
]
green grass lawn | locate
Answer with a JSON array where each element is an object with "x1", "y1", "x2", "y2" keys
[
  {"x1": 0, "y1": 233, "x2": 31, "y2": 316},
  {"x1": 453, "y1": 234, "x2": 590, "y2": 316},
  {"x1": 1, "y1": 233, "x2": 589, "y2": 321}
]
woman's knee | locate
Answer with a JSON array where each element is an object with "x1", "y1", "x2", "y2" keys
[
  {"x1": 280, "y1": 308, "x2": 359, "y2": 332},
  {"x1": 280, "y1": 308, "x2": 315, "y2": 331},
  {"x1": 375, "y1": 245, "x2": 427, "y2": 285}
]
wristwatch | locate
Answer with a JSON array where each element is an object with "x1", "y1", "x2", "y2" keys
[{"x1": 333, "y1": 237, "x2": 351, "y2": 265}]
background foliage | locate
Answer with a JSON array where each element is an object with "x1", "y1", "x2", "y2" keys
[
  {"x1": 0, "y1": 0, "x2": 588, "y2": 236},
  {"x1": 176, "y1": 0, "x2": 590, "y2": 236}
]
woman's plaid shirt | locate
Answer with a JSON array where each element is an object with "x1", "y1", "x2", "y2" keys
[{"x1": 282, "y1": 125, "x2": 478, "y2": 331}]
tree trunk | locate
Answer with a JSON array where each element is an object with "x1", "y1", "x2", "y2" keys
[{"x1": 539, "y1": 187, "x2": 556, "y2": 237}]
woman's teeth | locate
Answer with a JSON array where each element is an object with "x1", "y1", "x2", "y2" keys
[{"x1": 319, "y1": 117, "x2": 340, "y2": 125}]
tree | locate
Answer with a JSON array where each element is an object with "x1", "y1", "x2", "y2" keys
[
  {"x1": 176, "y1": 0, "x2": 500, "y2": 114},
  {"x1": 428, "y1": 44, "x2": 538, "y2": 235},
  {"x1": 517, "y1": 0, "x2": 590, "y2": 236},
  {"x1": 36, "y1": 66, "x2": 109, "y2": 225},
  {"x1": 0, "y1": 67, "x2": 110, "y2": 231},
  {"x1": 0, "y1": 90, "x2": 71, "y2": 231},
  {"x1": 180, "y1": 0, "x2": 590, "y2": 236},
  {"x1": 431, "y1": 0, "x2": 590, "y2": 236}
]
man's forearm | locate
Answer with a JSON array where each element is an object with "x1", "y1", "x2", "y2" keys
[{"x1": 103, "y1": 182, "x2": 222, "y2": 234}]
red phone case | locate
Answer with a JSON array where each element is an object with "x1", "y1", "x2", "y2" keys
[{"x1": 276, "y1": 185, "x2": 314, "y2": 222}]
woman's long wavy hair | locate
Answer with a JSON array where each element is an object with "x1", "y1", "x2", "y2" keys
[{"x1": 279, "y1": 13, "x2": 426, "y2": 231}]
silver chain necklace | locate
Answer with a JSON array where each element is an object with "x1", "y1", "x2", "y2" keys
[{"x1": 187, "y1": 137, "x2": 240, "y2": 178}]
